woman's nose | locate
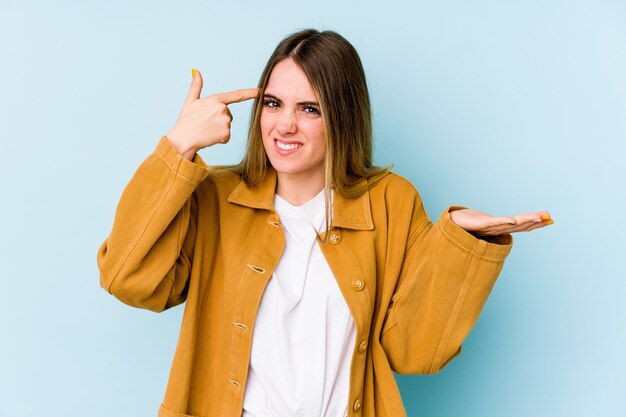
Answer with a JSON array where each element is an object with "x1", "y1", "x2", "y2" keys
[{"x1": 276, "y1": 108, "x2": 297, "y2": 135}]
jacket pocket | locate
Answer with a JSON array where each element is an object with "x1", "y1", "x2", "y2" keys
[
  {"x1": 158, "y1": 403, "x2": 198, "y2": 417},
  {"x1": 381, "y1": 301, "x2": 398, "y2": 336}
]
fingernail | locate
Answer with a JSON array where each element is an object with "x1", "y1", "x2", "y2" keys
[
  {"x1": 191, "y1": 68, "x2": 197, "y2": 79},
  {"x1": 541, "y1": 214, "x2": 551, "y2": 220},
  {"x1": 545, "y1": 219, "x2": 554, "y2": 225}
]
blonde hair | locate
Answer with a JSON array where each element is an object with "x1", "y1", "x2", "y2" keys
[{"x1": 230, "y1": 29, "x2": 391, "y2": 235}]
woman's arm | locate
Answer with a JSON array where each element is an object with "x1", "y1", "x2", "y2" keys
[
  {"x1": 96, "y1": 137, "x2": 210, "y2": 312},
  {"x1": 97, "y1": 69, "x2": 259, "y2": 312},
  {"x1": 380, "y1": 197, "x2": 551, "y2": 374},
  {"x1": 379, "y1": 202, "x2": 515, "y2": 375}
]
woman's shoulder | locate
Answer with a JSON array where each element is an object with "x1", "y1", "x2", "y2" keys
[
  {"x1": 205, "y1": 166, "x2": 241, "y2": 182},
  {"x1": 363, "y1": 171, "x2": 426, "y2": 218},
  {"x1": 368, "y1": 171, "x2": 422, "y2": 199},
  {"x1": 363, "y1": 171, "x2": 429, "y2": 229},
  {"x1": 196, "y1": 166, "x2": 243, "y2": 196}
]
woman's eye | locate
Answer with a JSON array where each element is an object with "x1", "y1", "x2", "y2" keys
[
  {"x1": 303, "y1": 106, "x2": 320, "y2": 116},
  {"x1": 263, "y1": 99, "x2": 280, "y2": 109}
]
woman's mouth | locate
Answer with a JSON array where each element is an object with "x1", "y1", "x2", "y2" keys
[{"x1": 274, "y1": 139, "x2": 303, "y2": 155}]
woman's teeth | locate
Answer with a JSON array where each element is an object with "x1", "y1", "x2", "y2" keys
[{"x1": 276, "y1": 141, "x2": 302, "y2": 150}]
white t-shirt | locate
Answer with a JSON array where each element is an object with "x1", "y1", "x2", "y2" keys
[{"x1": 242, "y1": 189, "x2": 356, "y2": 417}]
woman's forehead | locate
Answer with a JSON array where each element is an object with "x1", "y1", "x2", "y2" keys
[{"x1": 265, "y1": 58, "x2": 317, "y2": 101}]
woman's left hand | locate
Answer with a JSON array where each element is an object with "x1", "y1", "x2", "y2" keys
[{"x1": 450, "y1": 209, "x2": 553, "y2": 236}]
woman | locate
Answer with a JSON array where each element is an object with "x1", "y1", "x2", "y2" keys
[{"x1": 97, "y1": 29, "x2": 552, "y2": 417}]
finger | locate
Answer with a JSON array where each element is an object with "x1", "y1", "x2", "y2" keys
[
  {"x1": 221, "y1": 129, "x2": 231, "y2": 144},
  {"x1": 499, "y1": 217, "x2": 555, "y2": 234},
  {"x1": 489, "y1": 216, "x2": 518, "y2": 226},
  {"x1": 476, "y1": 224, "x2": 520, "y2": 235},
  {"x1": 477, "y1": 219, "x2": 542, "y2": 235},
  {"x1": 521, "y1": 214, "x2": 554, "y2": 230},
  {"x1": 214, "y1": 88, "x2": 260, "y2": 104},
  {"x1": 529, "y1": 210, "x2": 551, "y2": 217},
  {"x1": 508, "y1": 212, "x2": 547, "y2": 225},
  {"x1": 538, "y1": 212, "x2": 553, "y2": 225},
  {"x1": 226, "y1": 107, "x2": 233, "y2": 121},
  {"x1": 185, "y1": 68, "x2": 204, "y2": 104},
  {"x1": 522, "y1": 211, "x2": 553, "y2": 222},
  {"x1": 524, "y1": 219, "x2": 554, "y2": 232},
  {"x1": 220, "y1": 115, "x2": 233, "y2": 144},
  {"x1": 470, "y1": 211, "x2": 554, "y2": 235}
]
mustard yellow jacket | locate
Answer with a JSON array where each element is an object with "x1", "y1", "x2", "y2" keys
[{"x1": 97, "y1": 136, "x2": 513, "y2": 417}]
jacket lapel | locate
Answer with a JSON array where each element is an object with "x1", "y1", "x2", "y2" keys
[
  {"x1": 227, "y1": 169, "x2": 375, "y2": 232},
  {"x1": 226, "y1": 169, "x2": 277, "y2": 211},
  {"x1": 332, "y1": 181, "x2": 374, "y2": 231}
]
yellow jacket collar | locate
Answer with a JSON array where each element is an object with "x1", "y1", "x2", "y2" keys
[{"x1": 226, "y1": 169, "x2": 374, "y2": 231}]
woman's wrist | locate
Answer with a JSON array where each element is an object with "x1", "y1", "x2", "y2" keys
[{"x1": 165, "y1": 134, "x2": 198, "y2": 161}]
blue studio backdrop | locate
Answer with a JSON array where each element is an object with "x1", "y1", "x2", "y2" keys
[{"x1": 0, "y1": 1, "x2": 624, "y2": 416}]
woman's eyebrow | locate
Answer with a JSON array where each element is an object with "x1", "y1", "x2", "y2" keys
[{"x1": 263, "y1": 93, "x2": 319, "y2": 107}]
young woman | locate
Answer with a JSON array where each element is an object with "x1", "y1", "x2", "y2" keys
[{"x1": 97, "y1": 29, "x2": 552, "y2": 417}]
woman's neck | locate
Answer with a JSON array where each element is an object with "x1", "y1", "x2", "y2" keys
[{"x1": 275, "y1": 172, "x2": 325, "y2": 206}]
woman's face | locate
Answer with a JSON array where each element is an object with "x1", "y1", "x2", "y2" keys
[{"x1": 260, "y1": 58, "x2": 326, "y2": 184}]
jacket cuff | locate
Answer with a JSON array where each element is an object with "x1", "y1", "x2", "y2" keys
[
  {"x1": 437, "y1": 206, "x2": 513, "y2": 261},
  {"x1": 155, "y1": 135, "x2": 210, "y2": 184}
]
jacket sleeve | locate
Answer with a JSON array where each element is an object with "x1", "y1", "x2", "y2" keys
[
  {"x1": 380, "y1": 200, "x2": 513, "y2": 374},
  {"x1": 97, "y1": 136, "x2": 210, "y2": 312}
]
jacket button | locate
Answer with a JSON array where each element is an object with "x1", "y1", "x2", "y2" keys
[
  {"x1": 329, "y1": 231, "x2": 342, "y2": 245},
  {"x1": 268, "y1": 214, "x2": 280, "y2": 227},
  {"x1": 351, "y1": 279, "x2": 365, "y2": 291},
  {"x1": 358, "y1": 340, "x2": 368, "y2": 353},
  {"x1": 233, "y1": 322, "x2": 248, "y2": 331},
  {"x1": 353, "y1": 398, "x2": 362, "y2": 411}
]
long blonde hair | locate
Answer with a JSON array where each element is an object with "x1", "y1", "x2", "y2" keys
[{"x1": 230, "y1": 29, "x2": 391, "y2": 234}]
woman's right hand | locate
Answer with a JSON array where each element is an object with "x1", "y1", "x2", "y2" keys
[{"x1": 166, "y1": 68, "x2": 260, "y2": 160}]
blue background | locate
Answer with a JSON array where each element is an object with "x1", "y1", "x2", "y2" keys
[{"x1": 1, "y1": 1, "x2": 624, "y2": 416}]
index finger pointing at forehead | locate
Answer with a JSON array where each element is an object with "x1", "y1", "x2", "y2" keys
[{"x1": 215, "y1": 88, "x2": 260, "y2": 104}]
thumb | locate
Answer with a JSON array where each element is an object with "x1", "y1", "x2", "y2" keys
[{"x1": 185, "y1": 68, "x2": 203, "y2": 103}]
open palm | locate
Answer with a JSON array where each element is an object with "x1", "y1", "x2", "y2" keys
[{"x1": 450, "y1": 209, "x2": 553, "y2": 236}]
